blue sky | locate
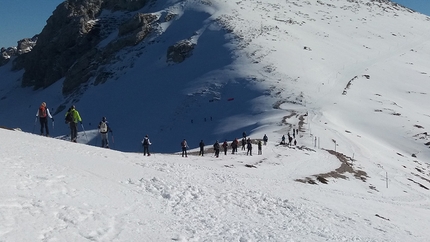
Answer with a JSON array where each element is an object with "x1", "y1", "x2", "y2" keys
[
  {"x1": 393, "y1": 0, "x2": 430, "y2": 15},
  {"x1": 0, "y1": 0, "x2": 63, "y2": 48},
  {"x1": 0, "y1": 0, "x2": 429, "y2": 48}
]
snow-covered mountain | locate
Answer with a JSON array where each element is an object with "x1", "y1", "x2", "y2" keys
[
  {"x1": 1, "y1": 0, "x2": 430, "y2": 156},
  {"x1": 1, "y1": 0, "x2": 430, "y2": 240}
]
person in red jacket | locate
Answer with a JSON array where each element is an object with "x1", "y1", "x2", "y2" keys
[{"x1": 36, "y1": 102, "x2": 54, "y2": 137}]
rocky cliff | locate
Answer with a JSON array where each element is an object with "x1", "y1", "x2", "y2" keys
[{"x1": 10, "y1": 0, "x2": 195, "y2": 95}]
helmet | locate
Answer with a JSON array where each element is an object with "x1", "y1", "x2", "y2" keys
[{"x1": 102, "y1": 117, "x2": 106, "y2": 121}]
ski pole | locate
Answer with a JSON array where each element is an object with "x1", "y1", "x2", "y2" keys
[
  {"x1": 32, "y1": 117, "x2": 37, "y2": 133},
  {"x1": 95, "y1": 132, "x2": 99, "y2": 146},
  {"x1": 110, "y1": 133, "x2": 114, "y2": 149},
  {"x1": 80, "y1": 123, "x2": 89, "y2": 143}
]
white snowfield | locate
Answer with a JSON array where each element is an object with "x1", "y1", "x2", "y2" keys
[{"x1": 1, "y1": 127, "x2": 430, "y2": 241}]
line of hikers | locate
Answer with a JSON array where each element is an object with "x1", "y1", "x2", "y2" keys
[
  {"x1": 280, "y1": 129, "x2": 298, "y2": 146},
  {"x1": 37, "y1": 102, "x2": 297, "y2": 154},
  {"x1": 139, "y1": 132, "x2": 268, "y2": 158},
  {"x1": 36, "y1": 102, "x2": 112, "y2": 148},
  {"x1": 140, "y1": 129, "x2": 302, "y2": 158}
]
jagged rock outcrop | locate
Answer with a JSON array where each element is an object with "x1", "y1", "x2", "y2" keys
[
  {"x1": 16, "y1": 0, "x2": 152, "y2": 93},
  {"x1": 62, "y1": 12, "x2": 157, "y2": 94},
  {"x1": 0, "y1": 36, "x2": 37, "y2": 66},
  {"x1": 167, "y1": 40, "x2": 196, "y2": 63}
]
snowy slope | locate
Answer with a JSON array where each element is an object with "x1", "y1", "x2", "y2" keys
[
  {"x1": 1, "y1": 0, "x2": 429, "y2": 157},
  {"x1": 1, "y1": 127, "x2": 430, "y2": 241}
]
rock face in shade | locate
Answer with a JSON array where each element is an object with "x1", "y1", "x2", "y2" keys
[{"x1": 13, "y1": 0, "x2": 153, "y2": 94}]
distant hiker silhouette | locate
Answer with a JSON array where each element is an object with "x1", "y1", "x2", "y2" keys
[
  {"x1": 222, "y1": 140, "x2": 228, "y2": 155},
  {"x1": 246, "y1": 138, "x2": 252, "y2": 156},
  {"x1": 199, "y1": 140, "x2": 205, "y2": 156},
  {"x1": 231, "y1": 138, "x2": 238, "y2": 154},
  {"x1": 142, "y1": 135, "x2": 152, "y2": 156},
  {"x1": 181, "y1": 139, "x2": 188, "y2": 157},
  {"x1": 213, "y1": 140, "x2": 220, "y2": 158}
]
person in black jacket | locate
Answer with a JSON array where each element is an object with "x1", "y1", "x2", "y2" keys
[
  {"x1": 231, "y1": 138, "x2": 238, "y2": 154},
  {"x1": 222, "y1": 140, "x2": 228, "y2": 155},
  {"x1": 246, "y1": 138, "x2": 252, "y2": 156},
  {"x1": 213, "y1": 140, "x2": 220, "y2": 158},
  {"x1": 199, "y1": 140, "x2": 205, "y2": 156},
  {"x1": 181, "y1": 139, "x2": 188, "y2": 157},
  {"x1": 141, "y1": 135, "x2": 151, "y2": 156}
]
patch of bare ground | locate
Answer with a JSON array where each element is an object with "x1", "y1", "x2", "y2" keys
[
  {"x1": 411, "y1": 172, "x2": 430, "y2": 190},
  {"x1": 295, "y1": 149, "x2": 368, "y2": 185},
  {"x1": 407, "y1": 178, "x2": 429, "y2": 190},
  {"x1": 280, "y1": 111, "x2": 308, "y2": 135},
  {"x1": 0, "y1": 126, "x2": 21, "y2": 131}
]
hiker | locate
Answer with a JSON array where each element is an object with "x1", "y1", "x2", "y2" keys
[
  {"x1": 242, "y1": 131, "x2": 247, "y2": 139},
  {"x1": 98, "y1": 117, "x2": 112, "y2": 148},
  {"x1": 36, "y1": 102, "x2": 53, "y2": 137},
  {"x1": 65, "y1": 105, "x2": 82, "y2": 142},
  {"x1": 231, "y1": 138, "x2": 238, "y2": 154},
  {"x1": 263, "y1": 134, "x2": 268, "y2": 145},
  {"x1": 222, "y1": 140, "x2": 228, "y2": 155},
  {"x1": 288, "y1": 136, "x2": 293, "y2": 146},
  {"x1": 181, "y1": 139, "x2": 188, "y2": 157},
  {"x1": 281, "y1": 135, "x2": 285, "y2": 145},
  {"x1": 241, "y1": 137, "x2": 246, "y2": 150},
  {"x1": 246, "y1": 138, "x2": 252, "y2": 156},
  {"x1": 199, "y1": 140, "x2": 205, "y2": 156},
  {"x1": 142, "y1": 135, "x2": 152, "y2": 156},
  {"x1": 213, "y1": 140, "x2": 220, "y2": 158},
  {"x1": 258, "y1": 140, "x2": 262, "y2": 155}
]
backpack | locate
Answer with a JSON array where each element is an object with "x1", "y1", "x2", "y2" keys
[
  {"x1": 38, "y1": 106, "x2": 47, "y2": 118},
  {"x1": 100, "y1": 121, "x2": 108, "y2": 133},
  {"x1": 143, "y1": 137, "x2": 149, "y2": 146},
  {"x1": 65, "y1": 110, "x2": 74, "y2": 124}
]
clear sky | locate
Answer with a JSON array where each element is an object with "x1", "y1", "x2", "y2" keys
[
  {"x1": 0, "y1": 0, "x2": 64, "y2": 48},
  {"x1": 393, "y1": 0, "x2": 430, "y2": 15},
  {"x1": 0, "y1": 0, "x2": 429, "y2": 48}
]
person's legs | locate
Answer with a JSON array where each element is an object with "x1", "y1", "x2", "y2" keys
[
  {"x1": 101, "y1": 133, "x2": 108, "y2": 147},
  {"x1": 44, "y1": 120, "x2": 49, "y2": 136},
  {"x1": 39, "y1": 118, "x2": 47, "y2": 135},
  {"x1": 70, "y1": 123, "x2": 77, "y2": 141}
]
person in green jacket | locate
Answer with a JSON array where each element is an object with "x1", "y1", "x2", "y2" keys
[{"x1": 65, "y1": 105, "x2": 82, "y2": 142}]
